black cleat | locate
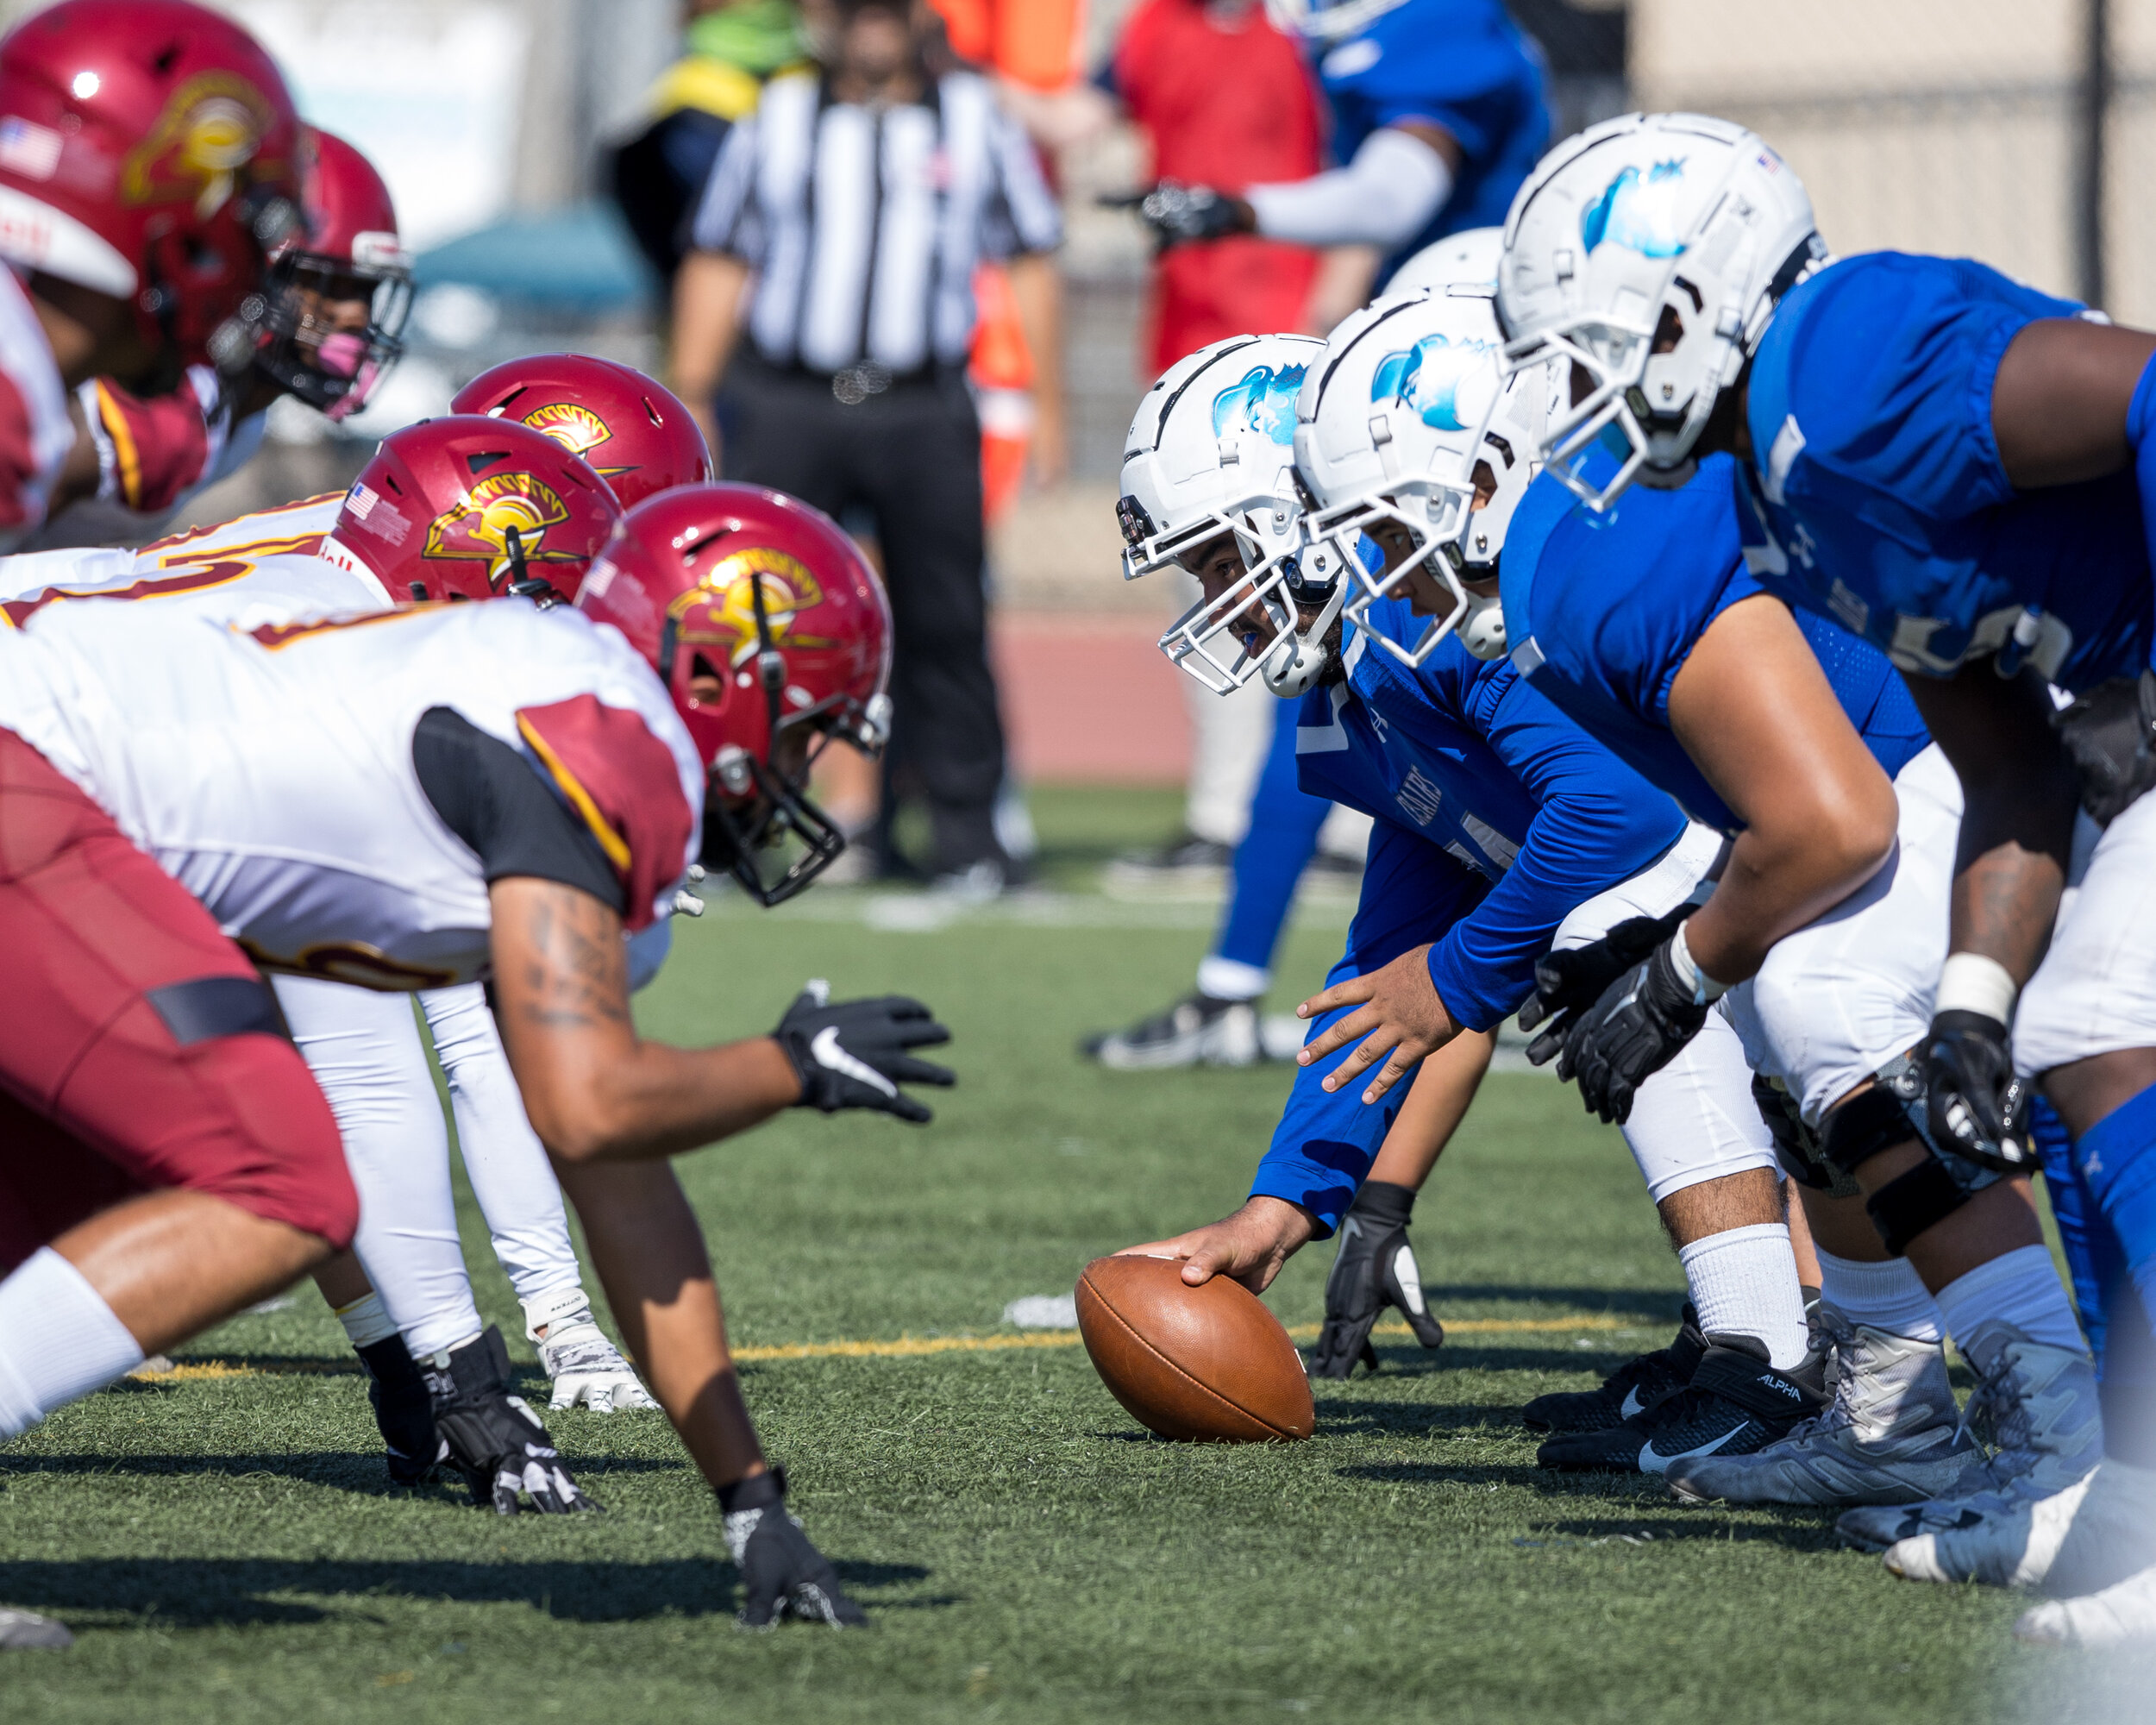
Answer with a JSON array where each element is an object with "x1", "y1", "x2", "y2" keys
[
  {"x1": 1521, "y1": 1305, "x2": 1704, "y2": 1433},
  {"x1": 356, "y1": 1335, "x2": 446, "y2": 1486},
  {"x1": 1537, "y1": 1334, "x2": 1826, "y2": 1475}
]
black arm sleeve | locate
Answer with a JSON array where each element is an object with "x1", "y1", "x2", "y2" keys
[{"x1": 411, "y1": 706, "x2": 625, "y2": 914}]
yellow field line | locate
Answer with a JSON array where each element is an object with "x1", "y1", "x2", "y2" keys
[{"x1": 130, "y1": 1314, "x2": 1639, "y2": 1380}]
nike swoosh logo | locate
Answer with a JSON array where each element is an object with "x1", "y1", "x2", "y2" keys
[
  {"x1": 1639, "y1": 1424, "x2": 1745, "y2": 1473},
  {"x1": 1620, "y1": 1388, "x2": 1645, "y2": 1420},
  {"x1": 1388, "y1": 1245, "x2": 1426, "y2": 1314},
  {"x1": 810, "y1": 1026, "x2": 897, "y2": 1097}
]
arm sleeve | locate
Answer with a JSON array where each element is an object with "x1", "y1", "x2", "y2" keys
[
  {"x1": 1423, "y1": 680, "x2": 1686, "y2": 1032},
  {"x1": 1244, "y1": 126, "x2": 1452, "y2": 251},
  {"x1": 411, "y1": 706, "x2": 625, "y2": 914},
  {"x1": 979, "y1": 102, "x2": 1065, "y2": 258},
  {"x1": 1246, "y1": 818, "x2": 1487, "y2": 1234},
  {"x1": 688, "y1": 115, "x2": 763, "y2": 260}
]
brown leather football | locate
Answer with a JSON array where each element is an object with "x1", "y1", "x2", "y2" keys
[{"x1": 1075, "y1": 1254, "x2": 1315, "y2": 1442}]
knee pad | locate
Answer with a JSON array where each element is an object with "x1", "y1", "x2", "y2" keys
[
  {"x1": 1752, "y1": 1075, "x2": 1859, "y2": 1198},
  {"x1": 1864, "y1": 1160, "x2": 1971, "y2": 1257},
  {"x1": 1821, "y1": 1052, "x2": 2004, "y2": 1256}
]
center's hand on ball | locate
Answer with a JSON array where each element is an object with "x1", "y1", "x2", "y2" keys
[
  {"x1": 1115, "y1": 1196, "x2": 1317, "y2": 1293},
  {"x1": 1294, "y1": 944, "x2": 1460, "y2": 1104}
]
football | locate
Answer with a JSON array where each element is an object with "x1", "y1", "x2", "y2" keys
[{"x1": 1074, "y1": 1255, "x2": 1315, "y2": 1442}]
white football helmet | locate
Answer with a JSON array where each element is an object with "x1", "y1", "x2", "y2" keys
[
  {"x1": 1119, "y1": 332, "x2": 1338, "y2": 696},
  {"x1": 1263, "y1": 0, "x2": 1411, "y2": 41},
  {"x1": 1385, "y1": 226, "x2": 1502, "y2": 298},
  {"x1": 1495, "y1": 112, "x2": 1825, "y2": 511},
  {"x1": 1294, "y1": 287, "x2": 1549, "y2": 666}
]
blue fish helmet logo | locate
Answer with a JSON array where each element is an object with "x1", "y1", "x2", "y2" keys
[
  {"x1": 1369, "y1": 332, "x2": 1495, "y2": 434},
  {"x1": 1210, "y1": 363, "x2": 1306, "y2": 448},
  {"x1": 1580, "y1": 159, "x2": 1689, "y2": 260}
]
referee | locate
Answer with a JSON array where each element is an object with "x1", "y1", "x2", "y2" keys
[{"x1": 670, "y1": 0, "x2": 1066, "y2": 892}]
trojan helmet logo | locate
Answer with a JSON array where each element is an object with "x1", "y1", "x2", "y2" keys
[
  {"x1": 674, "y1": 547, "x2": 828, "y2": 668},
  {"x1": 519, "y1": 401, "x2": 612, "y2": 461},
  {"x1": 122, "y1": 73, "x2": 278, "y2": 219},
  {"x1": 423, "y1": 473, "x2": 575, "y2": 580}
]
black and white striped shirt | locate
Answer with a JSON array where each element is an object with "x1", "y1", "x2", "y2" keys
[{"x1": 691, "y1": 69, "x2": 1062, "y2": 376}]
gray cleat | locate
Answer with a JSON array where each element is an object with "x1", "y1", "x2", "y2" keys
[
  {"x1": 1667, "y1": 1305, "x2": 1974, "y2": 1507},
  {"x1": 1082, "y1": 994, "x2": 1262, "y2": 1070},
  {"x1": 0, "y1": 1608, "x2": 72, "y2": 1649},
  {"x1": 1837, "y1": 1320, "x2": 2102, "y2": 1553}
]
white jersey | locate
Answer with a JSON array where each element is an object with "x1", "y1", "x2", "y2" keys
[
  {"x1": 130, "y1": 490, "x2": 348, "y2": 568},
  {"x1": 0, "y1": 599, "x2": 703, "y2": 988},
  {"x1": 0, "y1": 544, "x2": 389, "y2": 625}
]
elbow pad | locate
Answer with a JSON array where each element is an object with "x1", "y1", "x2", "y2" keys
[{"x1": 1245, "y1": 127, "x2": 1452, "y2": 251}]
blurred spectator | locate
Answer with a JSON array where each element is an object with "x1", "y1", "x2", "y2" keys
[
  {"x1": 670, "y1": 0, "x2": 1065, "y2": 892},
  {"x1": 610, "y1": 1, "x2": 810, "y2": 285},
  {"x1": 930, "y1": 0, "x2": 1113, "y2": 150}
]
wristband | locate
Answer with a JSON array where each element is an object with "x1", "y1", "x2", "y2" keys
[
  {"x1": 1668, "y1": 919, "x2": 1729, "y2": 1006},
  {"x1": 1935, "y1": 952, "x2": 2018, "y2": 1025}
]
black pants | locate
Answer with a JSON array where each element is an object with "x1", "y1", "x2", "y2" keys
[{"x1": 722, "y1": 355, "x2": 1006, "y2": 873}]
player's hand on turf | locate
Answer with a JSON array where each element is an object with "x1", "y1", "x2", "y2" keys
[
  {"x1": 1294, "y1": 944, "x2": 1459, "y2": 1104},
  {"x1": 1519, "y1": 907, "x2": 1693, "y2": 1066},
  {"x1": 1307, "y1": 1188, "x2": 1445, "y2": 1379},
  {"x1": 1117, "y1": 1196, "x2": 1316, "y2": 1295},
  {"x1": 1921, "y1": 1009, "x2": 2034, "y2": 1171},
  {"x1": 537, "y1": 1314, "x2": 661, "y2": 1414},
  {"x1": 1102, "y1": 179, "x2": 1249, "y2": 250},
  {"x1": 424, "y1": 1327, "x2": 599, "y2": 1515},
  {"x1": 1554, "y1": 936, "x2": 1711, "y2": 1125},
  {"x1": 774, "y1": 980, "x2": 954, "y2": 1124},
  {"x1": 721, "y1": 1469, "x2": 867, "y2": 1629}
]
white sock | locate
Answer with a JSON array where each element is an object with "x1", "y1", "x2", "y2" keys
[
  {"x1": 0, "y1": 1247, "x2": 146, "y2": 1438},
  {"x1": 1815, "y1": 1248, "x2": 1944, "y2": 1342},
  {"x1": 333, "y1": 1291, "x2": 401, "y2": 1350},
  {"x1": 1934, "y1": 1244, "x2": 2089, "y2": 1355},
  {"x1": 1195, "y1": 955, "x2": 1268, "y2": 1003},
  {"x1": 1677, "y1": 1222, "x2": 1811, "y2": 1370}
]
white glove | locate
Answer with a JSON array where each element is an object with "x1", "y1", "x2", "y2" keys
[{"x1": 534, "y1": 1312, "x2": 659, "y2": 1414}]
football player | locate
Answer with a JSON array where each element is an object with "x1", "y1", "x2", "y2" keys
[
  {"x1": 1495, "y1": 113, "x2": 2154, "y2": 1643},
  {"x1": 1108, "y1": 316, "x2": 1829, "y2": 1471},
  {"x1": 0, "y1": 1, "x2": 302, "y2": 549},
  {"x1": 1129, "y1": 0, "x2": 1546, "y2": 299},
  {"x1": 41, "y1": 124, "x2": 413, "y2": 542},
  {"x1": 0, "y1": 481, "x2": 940, "y2": 1643}
]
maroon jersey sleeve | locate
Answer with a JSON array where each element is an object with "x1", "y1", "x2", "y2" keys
[
  {"x1": 0, "y1": 368, "x2": 46, "y2": 536},
  {"x1": 88, "y1": 376, "x2": 212, "y2": 515},
  {"x1": 515, "y1": 694, "x2": 696, "y2": 932}
]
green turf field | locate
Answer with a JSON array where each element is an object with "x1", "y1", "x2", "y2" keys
[{"x1": 1, "y1": 788, "x2": 2147, "y2": 1722}]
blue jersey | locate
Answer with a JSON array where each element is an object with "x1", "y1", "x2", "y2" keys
[
  {"x1": 1739, "y1": 252, "x2": 2152, "y2": 692},
  {"x1": 1318, "y1": 0, "x2": 1550, "y2": 280},
  {"x1": 1501, "y1": 456, "x2": 1929, "y2": 830},
  {"x1": 1247, "y1": 618, "x2": 1683, "y2": 1230}
]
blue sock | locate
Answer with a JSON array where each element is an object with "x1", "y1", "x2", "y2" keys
[
  {"x1": 1205, "y1": 699, "x2": 1332, "y2": 996},
  {"x1": 2072, "y1": 1081, "x2": 2156, "y2": 1376},
  {"x1": 2033, "y1": 1096, "x2": 2116, "y2": 1361}
]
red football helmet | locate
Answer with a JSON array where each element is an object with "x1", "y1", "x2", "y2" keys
[
  {"x1": 0, "y1": 1, "x2": 301, "y2": 371},
  {"x1": 450, "y1": 354, "x2": 713, "y2": 510},
  {"x1": 253, "y1": 127, "x2": 411, "y2": 419},
  {"x1": 334, "y1": 416, "x2": 621, "y2": 605},
  {"x1": 576, "y1": 482, "x2": 893, "y2": 905}
]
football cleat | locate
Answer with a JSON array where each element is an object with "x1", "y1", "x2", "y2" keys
[
  {"x1": 1520, "y1": 1305, "x2": 1703, "y2": 1433},
  {"x1": 1666, "y1": 1307, "x2": 1974, "y2": 1507},
  {"x1": 1537, "y1": 1334, "x2": 1824, "y2": 1474},
  {"x1": 1837, "y1": 1321, "x2": 2101, "y2": 1554},
  {"x1": 2015, "y1": 1559, "x2": 2156, "y2": 1648},
  {"x1": 534, "y1": 1308, "x2": 660, "y2": 1414},
  {"x1": 1082, "y1": 994, "x2": 1263, "y2": 1070},
  {"x1": 1103, "y1": 836, "x2": 1232, "y2": 898},
  {"x1": 355, "y1": 1334, "x2": 447, "y2": 1485}
]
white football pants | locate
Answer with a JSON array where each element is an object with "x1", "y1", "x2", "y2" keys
[
  {"x1": 1724, "y1": 744, "x2": 1961, "y2": 1126},
  {"x1": 1554, "y1": 820, "x2": 1780, "y2": 1204},
  {"x1": 273, "y1": 975, "x2": 584, "y2": 1358},
  {"x1": 2016, "y1": 799, "x2": 2150, "y2": 1076}
]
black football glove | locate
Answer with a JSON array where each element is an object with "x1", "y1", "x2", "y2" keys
[
  {"x1": 775, "y1": 980, "x2": 954, "y2": 1124},
  {"x1": 1519, "y1": 907, "x2": 1694, "y2": 1067},
  {"x1": 1922, "y1": 1009, "x2": 2035, "y2": 1172},
  {"x1": 1556, "y1": 937, "x2": 1712, "y2": 1125},
  {"x1": 423, "y1": 1327, "x2": 597, "y2": 1515},
  {"x1": 1307, "y1": 1180, "x2": 1445, "y2": 1379},
  {"x1": 721, "y1": 1469, "x2": 868, "y2": 1629},
  {"x1": 355, "y1": 1335, "x2": 447, "y2": 1486},
  {"x1": 1102, "y1": 180, "x2": 1245, "y2": 251}
]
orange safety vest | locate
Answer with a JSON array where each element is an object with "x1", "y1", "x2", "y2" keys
[{"x1": 929, "y1": 0, "x2": 1086, "y2": 91}]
